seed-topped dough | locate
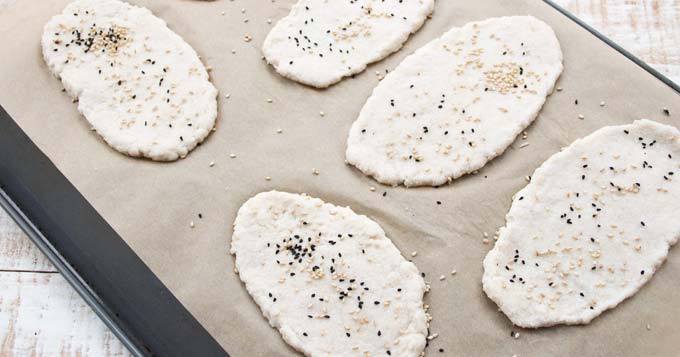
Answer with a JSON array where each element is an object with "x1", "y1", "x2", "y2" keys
[
  {"x1": 231, "y1": 191, "x2": 428, "y2": 356},
  {"x1": 346, "y1": 16, "x2": 563, "y2": 187},
  {"x1": 42, "y1": 0, "x2": 217, "y2": 161},
  {"x1": 262, "y1": 0, "x2": 434, "y2": 88},
  {"x1": 483, "y1": 119, "x2": 680, "y2": 328}
]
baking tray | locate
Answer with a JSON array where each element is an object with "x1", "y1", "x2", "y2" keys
[{"x1": 0, "y1": 1, "x2": 678, "y2": 356}]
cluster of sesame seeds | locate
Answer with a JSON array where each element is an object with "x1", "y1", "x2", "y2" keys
[
  {"x1": 278, "y1": 0, "x2": 414, "y2": 73},
  {"x1": 48, "y1": 5, "x2": 215, "y2": 149},
  {"x1": 350, "y1": 17, "x2": 562, "y2": 187},
  {"x1": 496, "y1": 122, "x2": 679, "y2": 316},
  {"x1": 254, "y1": 205, "x2": 428, "y2": 356}
]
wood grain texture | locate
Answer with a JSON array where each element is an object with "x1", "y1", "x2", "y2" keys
[
  {"x1": 0, "y1": 210, "x2": 55, "y2": 272},
  {"x1": 0, "y1": 271, "x2": 130, "y2": 356},
  {"x1": 553, "y1": 0, "x2": 680, "y2": 84},
  {"x1": 0, "y1": 0, "x2": 677, "y2": 356}
]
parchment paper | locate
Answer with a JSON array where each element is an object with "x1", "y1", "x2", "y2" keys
[{"x1": 1, "y1": 1, "x2": 679, "y2": 355}]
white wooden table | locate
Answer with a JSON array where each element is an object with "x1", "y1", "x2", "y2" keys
[{"x1": 1, "y1": 1, "x2": 678, "y2": 355}]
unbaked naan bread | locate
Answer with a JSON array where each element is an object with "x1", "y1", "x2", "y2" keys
[
  {"x1": 263, "y1": 0, "x2": 435, "y2": 88},
  {"x1": 483, "y1": 119, "x2": 680, "y2": 328},
  {"x1": 231, "y1": 191, "x2": 428, "y2": 356},
  {"x1": 42, "y1": 0, "x2": 217, "y2": 161},
  {"x1": 346, "y1": 16, "x2": 563, "y2": 186}
]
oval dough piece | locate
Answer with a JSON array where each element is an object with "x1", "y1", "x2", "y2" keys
[
  {"x1": 346, "y1": 16, "x2": 563, "y2": 187},
  {"x1": 42, "y1": 0, "x2": 218, "y2": 161},
  {"x1": 483, "y1": 119, "x2": 680, "y2": 328},
  {"x1": 231, "y1": 191, "x2": 428, "y2": 356},
  {"x1": 262, "y1": 0, "x2": 434, "y2": 88}
]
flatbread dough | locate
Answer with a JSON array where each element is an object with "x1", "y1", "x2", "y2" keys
[
  {"x1": 483, "y1": 119, "x2": 680, "y2": 328},
  {"x1": 262, "y1": 0, "x2": 435, "y2": 88},
  {"x1": 42, "y1": 0, "x2": 217, "y2": 161},
  {"x1": 346, "y1": 16, "x2": 563, "y2": 187},
  {"x1": 231, "y1": 191, "x2": 428, "y2": 356}
]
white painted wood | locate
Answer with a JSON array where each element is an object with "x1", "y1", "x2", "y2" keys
[
  {"x1": 0, "y1": 210, "x2": 55, "y2": 272},
  {"x1": 0, "y1": 271, "x2": 130, "y2": 356},
  {"x1": 0, "y1": 1, "x2": 677, "y2": 355},
  {"x1": 554, "y1": 0, "x2": 680, "y2": 84}
]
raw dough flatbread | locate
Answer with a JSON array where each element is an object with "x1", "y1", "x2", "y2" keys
[
  {"x1": 262, "y1": 0, "x2": 435, "y2": 88},
  {"x1": 231, "y1": 191, "x2": 428, "y2": 356},
  {"x1": 346, "y1": 16, "x2": 563, "y2": 187},
  {"x1": 42, "y1": 0, "x2": 218, "y2": 161},
  {"x1": 483, "y1": 119, "x2": 680, "y2": 328}
]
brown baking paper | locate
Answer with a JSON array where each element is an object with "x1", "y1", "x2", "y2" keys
[{"x1": 1, "y1": 0, "x2": 679, "y2": 355}]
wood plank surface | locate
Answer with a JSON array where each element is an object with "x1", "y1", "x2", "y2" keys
[
  {"x1": 554, "y1": 0, "x2": 680, "y2": 84},
  {"x1": 0, "y1": 1, "x2": 678, "y2": 356},
  {"x1": 0, "y1": 271, "x2": 130, "y2": 356},
  {"x1": 0, "y1": 210, "x2": 54, "y2": 273}
]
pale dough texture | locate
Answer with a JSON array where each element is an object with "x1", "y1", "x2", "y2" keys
[
  {"x1": 346, "y1": 16, "x2": 563, "y2": 187},
  {"x1": 483, "y1": 119, "x2": 680, "y2": 328},
  {"x1": 262, "y1": 0, "x2": 435, "y2": 88},
  {"x1": 42, "y1": 0, "x2": 218, "y2": 161},
  {"x1": 231, "y1": 191, "x2": 428, "y2": 356}
]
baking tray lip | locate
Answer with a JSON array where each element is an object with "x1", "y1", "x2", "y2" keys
[
  {"x1": 0, "y1": 2, "x2": 678, "y2": 357},
  {"x1": 0, "y1": 108, "x2": 228, "y2": 357}
]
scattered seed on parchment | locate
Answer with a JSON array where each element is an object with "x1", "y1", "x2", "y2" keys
[
  {"x1": 646, "y1": 324, "x2": 652, "y2": 331},
  {"x1": 482, "y1": 238, "x2": 490, "y2": 244},
  {"x1": 189, "y1": 221, "x2": 195, "y2": 228},
  {"x1": 451, "y1": 269, "x2": 457, "y2": 275},
  {"x1": 312, "y1": 168, "x2": 320, "y2": 175},
  {"x1": 265, "y1": 176, "x2": 272, "y2": 181},
  {"x1": 663, "y1": 107, "x2": 670, "y2": 116},
  {"x1": 369, "y1": 186, "x2": 376, "y2": 192},
  {"x1": 267, "y1": 18, "x2": 272, "y2": 24},
  {"x1": 229, "y1": 153, "x2": 237, "y2": 158},
  {"x1": 319, "y1": 111, "x2": 325, "y2": 117},
  {"x1": 240, "y1": 8, "x2": 246, "y2": 13},
  {"x1": 276, "y1": 128, "x2": 283, "y2": 134},
  {"x1": 231, "y1": 49, "x2": 236, "y2": 54},
  {"x1": 225, "y1": 93, "x2": 231, "y2": 99},
  {"x1": 600, "y1": 101, "x2": 606, "y2": 107},
  {"x1": 244, "y1": 34, "x2": 252, "y2": 42},
  {"x1": 220, "y1": 11, "x2": 225, "y2": 16},
  {"x1": 411, "y1": 251, "x2": 418, "y2": 257},
  {"x1": 519, "y1": 142, "x2": 530, "y2": 149},
  {"x1": 439, "y1": 275, "x2": 446, "y2": 281},
  {"x1": 556, "y1": 87, "x2": 563, "y2": 92},
  {"x1": 267, "y1": 98, "x2": 273, "y2": 103},
  {"x1": 209, "y1": 161, "x2": 215, "y2": 167},
  {"x1": 578, "y1": 114, "x2": 585, "y2": 120}
]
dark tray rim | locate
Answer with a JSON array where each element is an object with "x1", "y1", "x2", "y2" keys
[{"x1": 0, "y1": 2, "x2": 678, "y2": 357}]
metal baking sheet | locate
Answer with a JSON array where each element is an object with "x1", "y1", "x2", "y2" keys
[{"x1": 1, "y1": 0, "x2": 679, "y2": 356}]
